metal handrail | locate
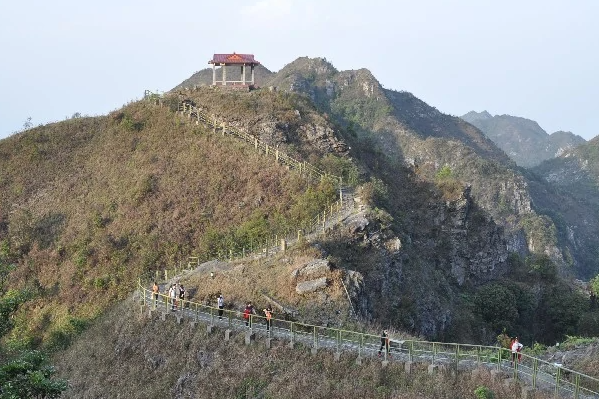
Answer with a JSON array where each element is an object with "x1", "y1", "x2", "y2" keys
[
  {"x1": 138, "y1": 276, "x2": 599, "y2": 398},
  {"x1": 143, "y1": 90, "x2": 354, "y2": 263}
]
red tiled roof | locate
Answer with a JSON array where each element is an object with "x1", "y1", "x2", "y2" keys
[{"x1": 209, "y1": 53, "x2": 260, "y2": 65}]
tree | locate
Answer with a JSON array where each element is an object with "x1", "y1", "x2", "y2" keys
[
  {"x1": 474, "y1": 283, "x2": 518, "y2": 333},
  {"x1": 0, "y1": 261, "x2": 68, "y2": 398},
  {"x1": 591, "y1": 274, "x2": 599, "y2": 296},
  {"x1": 0, "y1": 350, "x2": 68, "y2": 398}
]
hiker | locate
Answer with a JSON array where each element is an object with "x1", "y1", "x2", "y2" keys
[
  {"x1": 169, "y1": 284, "x2": 177, "y2": 311},
  {"x1": 511, "y1": 337, "x2": 523, "y2": 365},
  {"x1": 217, "y1": 294, "x2": 224, "y2": 320},
  {"x1": 378, "y1": 329, "x2": 390, "y2": 357},
  {"x1": 152, "y1": 282, "x2": 159, "y2": 307},
  {"x1": 243, "y1": 302, "x2": 255, "y2": 328},
  {"x1": 263, "y1": 305, "x2": 273, "y2": 331},
  {"x1": 179, "y1": 284, "x2": 185, "y2": 309}
]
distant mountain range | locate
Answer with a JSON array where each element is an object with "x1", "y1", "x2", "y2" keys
[{"x1": 461, "y1": 111, "x2": 586, "y2": 168}]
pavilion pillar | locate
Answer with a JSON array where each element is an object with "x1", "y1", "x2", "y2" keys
[
  {"x1": 212, "y1": 64, "x2": 216, "y2": 85},
  {"x1": 242, "y1": 65, "x2": 246, "y2": 85},
  {"x1": 222, "y1": 65, "x2": 227, "y2": 86},
  {"x1": 251, "y1": 65, "x2": 255, "y2": 85}
]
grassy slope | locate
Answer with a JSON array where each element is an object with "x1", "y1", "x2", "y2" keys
[
  {"x1": 0, "y1": 97, "x2": 335, "y2": 348},
  {"x1": 53, "y1": 295, "x2": 549, "y2": 399}
]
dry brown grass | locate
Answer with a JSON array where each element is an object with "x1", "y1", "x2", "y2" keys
[
  {"x1": 180, "y1": 248, "x2": 352, "y2": 327},
  {"x1": 0, "y1": 96, "x2": 338, "y2": 349},
  {"x1": 53, "y1": 295, "x2": 554, "y2": 399}
]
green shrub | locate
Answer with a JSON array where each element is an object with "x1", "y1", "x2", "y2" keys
[{"x1": 474, "y1": 385, "x2": 494, "y2": 399}]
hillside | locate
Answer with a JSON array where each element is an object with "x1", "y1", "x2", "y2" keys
[
  {"x1": 52, "y1": 295, "x2": 553, "y2": 399},
  {"x1": 0, "y1": 95, "x2": 340, "y2": 349},
  {"x1": 527, "y1": 136, "x2": 599, "y2": 279},
  {"x1": 2, "y1": 57, "x2": 599, "y2": 399},
  {"x1": 461, "y1": 111, "x2": 586, "y2": 168}
]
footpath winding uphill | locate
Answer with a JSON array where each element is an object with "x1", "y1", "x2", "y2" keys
[{"x1": 129, "y1": 93, "x2": 598, "y2": 398}]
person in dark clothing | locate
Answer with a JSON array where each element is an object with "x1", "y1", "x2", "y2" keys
[
  {"x1": 179, "y1": 284, "x2": 185, "y2": 308},
  {"x1": 378, "y1": 330, "x2": 390, "y2": 357}
]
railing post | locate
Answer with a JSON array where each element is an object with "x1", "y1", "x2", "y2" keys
[
  {"x1": 358, "y1": 333, "x2": 363, "y2": 358},
  {"x1": 432, "y1": 342, "x2": 436, "y2": 364},
  {"x1": 455, "y1": 344, "x2": 460, "y2": 368},
  {"x1": 532, "y1": 357, "x2": 538, "y2": 389},
  {"x1": 195, "y1": 303, "x2": 198, "y2": 322},
  {"x1": 574, "y1": 373, "x2": 580, "y2": 399},
  {"x1": 554, "y1": 366, "x2": 561, "y2": 397},
  {"x1": 313, "y1": 326, "x2": 317, "y2": 349},
  {"x1": 409, "y1": 341, "x2": 414, "y2": 362},
  {"x1": 497, "y1": 347, "x2": 502, "y2": 371},
  {"x1": 290, "y1": 322, "x2": 295, "y2": 345}
]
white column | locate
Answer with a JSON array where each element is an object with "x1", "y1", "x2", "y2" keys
[
  {"x1": 212, "y1": 64, "x2": 216, "y2": 85},
  {"x1": 251, "y1": 65, "x2": 255, "y2": 85},
  {"x1": 222, "y1": 64, "x2": 227, "y2": 86}
]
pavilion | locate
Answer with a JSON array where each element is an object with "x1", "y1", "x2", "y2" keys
[{"x1": 208, "y1": 53, "x2": 260, "y2": 88}]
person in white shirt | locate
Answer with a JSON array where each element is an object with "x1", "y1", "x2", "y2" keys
[
  {"x1": 217, "y1": 294, "x2": 224, "y2": 319},
  {"x1": 511, "y1": 337, "x2": 523, "y2": 365}
]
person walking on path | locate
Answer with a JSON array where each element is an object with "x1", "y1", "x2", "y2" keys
[
  {"x1": 378, "y1": 330, "x2": 390, "y2": 358},
  {"x1": 511, "y1": 337, "x2": 523, "y2": 366},
  {"x1": 217, "y1": 294, "x2": 224, "y2": 320},
  {"x1": 152, "y1": 282, "x2": 159, "y2": 308},
  {"x1": 263, "y1": 305, "x2": 273, "y2": 332}
]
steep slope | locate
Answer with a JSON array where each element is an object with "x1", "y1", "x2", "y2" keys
[
  {"x1": 461, "y1": 111, "x2": 586, "y2": 167},
  {"x1": 0, "y1": 96, "x2": 339, "y2": 348},
  {"x1": 3, "y1": 56, "x2": 597, "y2": 357},
  {"x1": 53, "y1": 296, "x2": 537, "y2": 399},
  {"x1": 529, "y1": 136, "x2": 599, "y2": 278}
]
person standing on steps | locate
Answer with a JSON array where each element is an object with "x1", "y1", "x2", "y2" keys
[
  {"x1": 152, "y1": 282, "x2": 159, "y2": 308},
  {"x1": 378, "y1": 330, "x2": 390, "y2": 358},
  {"x1": 263, "y1": 305, "x2": 273, "y2": 332},
  {"x1": 217, "y1": 294, "x2": 224, "y2": 320}
]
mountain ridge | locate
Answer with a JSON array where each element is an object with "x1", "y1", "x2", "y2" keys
[{"x1": 461, "y1": 111, "x2": 586, "y2": 167}]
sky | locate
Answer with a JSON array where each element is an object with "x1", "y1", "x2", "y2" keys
[{"x1": 1, "y1": 0, "x2": 598, "y2": 140}]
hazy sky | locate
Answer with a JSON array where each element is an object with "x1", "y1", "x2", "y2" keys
[{"x1": 1, "y1": 0, "x2": 597, "y2": 140}]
